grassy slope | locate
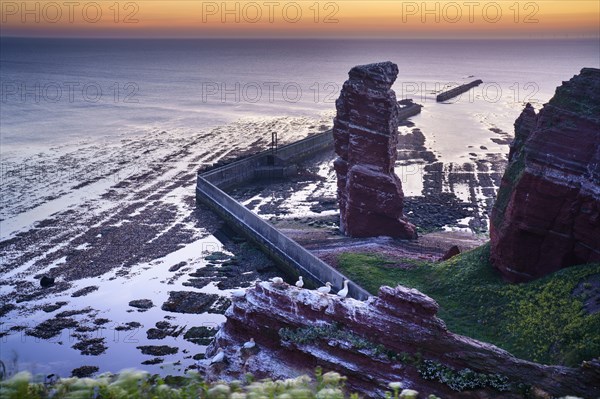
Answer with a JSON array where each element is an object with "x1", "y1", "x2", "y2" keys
[{"x1": 337, "y1": 243, "x2": 600, "y2": 367}]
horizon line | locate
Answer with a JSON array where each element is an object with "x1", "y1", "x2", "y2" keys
[{"x1": 3, "y1": 35, "x2": 599, "y2": 40}]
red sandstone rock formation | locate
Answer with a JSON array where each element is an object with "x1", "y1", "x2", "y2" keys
[
  {"x1": 333, "y1": 62, "x2": 417, "y2": 239},
  {"x1": 200, "y1": 282, "x2": 599, "y2": 398},
  {"x1": 440, "y1": 245, "x2": 460, "y2": 261},
  {"x1": 490, "y1": 68, "x2": 600, "y2": 282}
]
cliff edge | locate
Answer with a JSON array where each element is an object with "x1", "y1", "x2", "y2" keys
[
  {"x1": 200, "y1": 282, "x2": 599, "y2": 398},
  {"x1": 490, "y1": 68, "x2": 600, "y2": 282}
]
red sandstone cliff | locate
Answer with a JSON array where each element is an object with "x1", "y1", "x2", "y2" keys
[
  {"x1": 490, "y1": 68, "x2": 600, "y2": 282},
  {"x1": 200, "y1": 282, "x2": 599, "y2": 398},
  {"x1": 333, "y1": 62, "x2": 417, "y2": 239}
]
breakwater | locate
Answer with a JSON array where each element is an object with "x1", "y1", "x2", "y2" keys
[
  {"x1": 436, "y1": 79, "x2": 483, "y2": 102},
  {"x1": 200, "y1": 130, "x2": 334, "y2": 189},
  {"x1": 398, "y1": 99, "x2": 424, "y2": 118},
  {"x1": 196, "y1": 100, "x2": 422, "y2": 300},
  {"x1": 196, "y1": 129, "x2": 370, "y2": 300}
]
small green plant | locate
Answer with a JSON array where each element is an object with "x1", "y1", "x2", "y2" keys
[
  {"x1": 279, "y1": 323, "x2": 383, "y2": 356},
  {"x1": 280, "y1": 324, "x2": 513, "y2": 393},
  {"x1": 417, "y1": 360, "x2": 510, "y2": 392}
]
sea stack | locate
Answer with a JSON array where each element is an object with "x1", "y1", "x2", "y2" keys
[
  {"x1": 333, "y1": 61, "x2": 417, "y2": 239},
  {"x1": 490, "y1": 68, "x2": 600, "y2": 282}
]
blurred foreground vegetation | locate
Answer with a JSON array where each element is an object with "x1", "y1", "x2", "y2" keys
[
  {"x1": 0, "y1": 368, "x2": 586, "y2": 399},
  {"x1": 0, "y1": 368, "x2": 436, "y2": 399}
]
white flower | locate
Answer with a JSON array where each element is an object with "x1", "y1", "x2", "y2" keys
[
  {"x1": 322, "y1": 371, "x2": 342, "y2": 385},
  {"x1": 400, "y1": 389, "x2": 419, "y2": 399},
  {"x1": 208, "y1": 384, "x2": 231, "y2": 399},
  {"x1": 316, "y1": 387, "x2": 344, "y2": 399},
  {"x1": 388, "y1": 382, "x2": 403, "y2": 390}
]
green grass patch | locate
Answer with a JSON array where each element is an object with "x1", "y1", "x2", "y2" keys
[{"x1": 337, "y1": 244, "x2": 600, "y2": 366}]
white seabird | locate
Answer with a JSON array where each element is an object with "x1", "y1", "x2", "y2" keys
[
  {"x1": 295, "y1": 276, "x2": 304, "y2": 288},
  {"x1": 317, "y1": 282, "x2": 332, "y2": 294},
  {"x1": 270, "y1": 277, "x2": 284, "y2": 284},
  {"x1": 337, "y1": 280, "x2": 349, "y2": 298},
  {"x1": 243, "y1": 338, "x2": 256, "y2": 349},
  {"x1": 210, "y1": 348, "x2": 225, "y2": 364}
]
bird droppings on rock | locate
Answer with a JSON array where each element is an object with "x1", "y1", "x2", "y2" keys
[{"x1": 200, "y1": 281, "x2": 599, "y2": 398}]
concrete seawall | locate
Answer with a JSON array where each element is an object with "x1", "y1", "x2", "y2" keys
[
  {"x1": 436, "y1": 79, "x2": 483, "y2": 102},
  {"x1": 398, "y1": 99, "x2": 424, "y2": 118},
  {"x1": 197, "y1": 175, "x2": 369, "y2": 300},
  {"x1": 196, "y1": 101, "x2": 422, "y2": 300},
  {"x1": 201, "y1": 130, "x2": 334, "y2": 189},
  {"x1": 197, "y1": 129, "x2": 369, "y2": 300}
]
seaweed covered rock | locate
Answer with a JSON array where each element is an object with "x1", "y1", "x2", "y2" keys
[{"x1": 490, "y1": 68, "x2": 600, "y2": 282}]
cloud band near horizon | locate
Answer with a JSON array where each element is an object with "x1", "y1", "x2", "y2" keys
[{"x1": 1, "y1": 1, "x2": 598, "y2": 39}]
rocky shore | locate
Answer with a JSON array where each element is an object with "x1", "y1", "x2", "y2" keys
[
  {"x1": 0, "y1": 115, "x2": 332, "y2": 376},
  {"x1": 201, "y1": 281, "x2": 600, "y2": 398}
]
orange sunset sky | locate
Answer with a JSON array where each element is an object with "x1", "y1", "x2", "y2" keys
[{"x1": 1, "y1": 0, "x2": 598, "y2": 38}]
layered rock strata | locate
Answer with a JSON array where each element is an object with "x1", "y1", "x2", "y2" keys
[
  {"x1": 333, "y1": 61, "x2": 417, "y2": 238},
  {"x1": 490, "y1": 68, "x2": 600, "y2": 282},
  {"x1": 201, "y1": 282, "x2": 599, "y2": 398}
]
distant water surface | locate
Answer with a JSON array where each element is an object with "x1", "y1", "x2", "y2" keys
[{"x1": 1, "y1": 38, "x2": 598, "y2": 154}]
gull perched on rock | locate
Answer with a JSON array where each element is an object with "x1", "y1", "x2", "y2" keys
[
  {"x1": 270, "y1": 277, "x2": 284, "y2": 284},
  {"x1": 317, "y1": 282, "x2": 332, "y2": 294},
  {"x1": 295, "y1": 276, "x2": 304, "y2": 288},
  {"x1": 210, "y1": 348, "x2": 225, "y2": 364},
  {"x1": 243, "y1": 338, "x2": 256, "y2": 349},
  {"x1": 337, "y1": 280, "x2": 349, "y2": 298}
]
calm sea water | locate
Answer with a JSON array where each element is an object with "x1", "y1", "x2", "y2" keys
[{"x1": 1, "y1": 38, "x2": 598, "y2": 154}]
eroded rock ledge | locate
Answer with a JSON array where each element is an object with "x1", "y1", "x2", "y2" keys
[
  {"x1": 490, "y1": 68, "x2": 600, "y2": 282},
  {"x1": 201, "y1": 282, "x2": 599, "y2": 398}
]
